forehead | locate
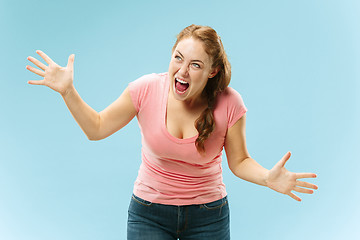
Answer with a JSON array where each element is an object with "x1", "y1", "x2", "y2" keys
[{"x1": 175, "y1": 37, "x2": 211, "y2": 63}]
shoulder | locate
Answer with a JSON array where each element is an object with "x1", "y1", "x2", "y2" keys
[
  {"x1": 127, "y1": 72, "x2": 168, "y2": 112},
  {"x1": 217, "y1": 87, "x2": 246, "y2": 105},
  {"x1": 128, "y1": 72, "x2": 167, "y2": 92},
  {"x1": 130, "y1": 72, "x2": 167, "y2": 86},
  {"x1": 215, "y1": 86, "x2": 247, "y2": 128},
  {"x1": 141, "y1": 72, "x2": 168, "y2": 81}
]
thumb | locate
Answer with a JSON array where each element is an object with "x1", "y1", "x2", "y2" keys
[
  {"x1": 276, "y1": 151, "x2": 291, "y2": 168},
  {"x1": 67, "y1": 54, "x2": 75, "y2": 70}
]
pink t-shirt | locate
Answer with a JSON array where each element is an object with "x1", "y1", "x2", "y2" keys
[{"x1": 128, "y1": 72, "x2": 247, "y2": 205}]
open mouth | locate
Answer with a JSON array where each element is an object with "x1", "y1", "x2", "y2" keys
[{"x1": 175, "y1": 78, "x2": 190, "y2": 94}]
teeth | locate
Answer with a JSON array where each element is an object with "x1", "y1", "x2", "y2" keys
[{"x1": 176, "y1": 78, "x2": 188, "y2": 84}]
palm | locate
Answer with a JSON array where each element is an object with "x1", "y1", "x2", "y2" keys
[
  {"x1": 26, "y1": 50, "x2": 75, "y2": 95},
  {"x1": 44, "y1": 65, "x2": 73, "y2": 94},
  {"x1": 267, "y1": 165, "x2": 295, "y2": 194},
  {"x1": 266, "y1": 152, "x2": 318, "y2": 201}
]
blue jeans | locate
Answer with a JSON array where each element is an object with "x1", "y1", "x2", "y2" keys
[{"x1": 127, "y1": 194, "x2": 230, "y2": 240}]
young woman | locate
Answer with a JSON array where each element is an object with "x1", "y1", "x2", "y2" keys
[{"x1": 26, "y1": 24, "x2": 318, "y2": 240}]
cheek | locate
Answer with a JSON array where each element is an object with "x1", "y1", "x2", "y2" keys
[
  {"x1": 190, "y1": 70, "x2": 207, "y2": 83},
  {"x1": 168, "y1": 61, "x2": 178, "y2": 73}
]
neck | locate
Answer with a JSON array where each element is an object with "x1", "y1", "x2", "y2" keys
[
  {"x1": 169, "y1": 88, "x2": 208, "y2": 110},
  {"x1": 183, "y1": 96, "x2": 207, "y2": 109}
]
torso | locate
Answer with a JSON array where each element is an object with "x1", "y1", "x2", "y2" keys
[{"x1": 166, "y1": 90, "x2": 208, "y2": 139}]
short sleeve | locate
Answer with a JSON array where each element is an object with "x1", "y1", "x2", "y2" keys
[
  {"x1": 128, "y1": 74, "x2": 155, "y2": 112},
  {"x1": 226, "y1": 87, "x2": 248, "y2": 128}
]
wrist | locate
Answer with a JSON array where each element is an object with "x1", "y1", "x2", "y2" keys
[
  {"x1": 61, "y1": 84, "x2": 75, "y2": 98},
  {"x1": 263, "y1": 170, "x2": 270, "y2": 187}
]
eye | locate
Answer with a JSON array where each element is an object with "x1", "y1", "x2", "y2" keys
[
  {"x1": 192, "y1": 63, "x2": 201, "y2": 68},
  {"x1": 175, "y1": 55, "x2": 182, "y2": 61}
]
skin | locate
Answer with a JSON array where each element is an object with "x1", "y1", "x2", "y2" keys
[
  {"x1": 26, "y1": 39, "x2": 318, "y2": 201},
  {"x1": 166, "y1": 37, "x2": 219, "y2": 139},
  {"x1": 168, "y1": 37, "x2": 219, "y2": 108}
]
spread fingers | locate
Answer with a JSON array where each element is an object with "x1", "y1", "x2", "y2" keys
[
  {"x1": 27, "y1": 56, "x2": 47, "y2": 70},
  {"x1": 288, "y1": 192, "x2": 301, "y2": 202},
  {"x1": 28, "y1": 79, "x2": 46, "y2": 85},
  {"x1": 26, "y1": 65, "x2": 45, "y2": 77},
  {"x1": 294, "y1": 187, "x2": 314, "y2": 194},
  {"x1": 296, "y1": 180, "x2": 318, "y2": 190},
  {"x1": 36, "y1": 50, "x2": 55, "y2": 65}
]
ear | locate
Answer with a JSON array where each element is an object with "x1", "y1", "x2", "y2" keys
[{"x1": 208, "y1": 66, "x2": 220, "y2": 79}]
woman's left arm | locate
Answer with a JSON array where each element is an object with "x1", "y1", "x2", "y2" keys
[{"x1": 224, "y1": 113, "x2": 318, "y2": 201}]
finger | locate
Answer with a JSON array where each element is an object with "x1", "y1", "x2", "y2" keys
[
  {"x1": 36, "y1": 50, "x2": 55, "y2": 65},
  {"x1": 27, "y1": 56, "x2": 47, "y2": 70},
  {"x1": 296, "y1": 173, "x2": 317, "y2": 179},
  {"x1": 28, "y1": 79, "x2": 46, "y2": 85},
  {"x1": 67, "y1": 54, "x2": 75, "y2": 71},
  {"x1": 275, "y1": 151, "x2": 291, "y2": 168},
  {"x1": 296, "y1": 180, "x2": 318, "y2": 190},
  {"x1": 26, "y1": 65, "x2": 45, "y2": 77},
  {"x1": 288, "y1": 192, "x2": 301, "y2": 202},
  {"x1": 294, "y1": 187, "x2": 314, "y2": 194}
]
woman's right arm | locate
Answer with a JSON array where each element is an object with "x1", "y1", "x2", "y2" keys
[
  {"x1": 61, "y1": 85, "x2": 136, "y2": 140},
  {"x1": 26, "y1": 50, "x2": 137, "y2": 140}
]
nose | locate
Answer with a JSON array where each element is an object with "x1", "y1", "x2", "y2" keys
[{"x1": 178, "y1": 63, "x2": 189, "y2": 77}]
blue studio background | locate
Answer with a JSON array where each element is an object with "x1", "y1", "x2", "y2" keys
[{"x1": 1, "y1": 0, "x2": 359, "y2": 239}]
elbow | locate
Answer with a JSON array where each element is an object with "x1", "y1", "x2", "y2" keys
[
  {"x1": 228, "y1": 157, "x2": 249, "y2": 176},
  {"x1": 86, "y1": 133, "x2": 102, "y2": 141},
  {"x1": 228, "y1": 162, "x2": 240, "y2": 177},
  {"x1": 87, "y1": 115, "x2": 105, "y2": 141},
  {"x1": 87, "y1": 136, "x2": 99, "y2": 141},
  {"x1": 229, "y1": 163, "x2": 241, "y2": 175},
  {"x1": 88, "y1": 137, "x2": 99, "y2": 141},
  {"x1": 86, "y1": 117, "x2": 102, "y2": 141}
]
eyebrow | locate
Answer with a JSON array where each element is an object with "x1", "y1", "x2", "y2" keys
[{"x1": 176, "y1": 50, "x2": 204, "y2": 64}]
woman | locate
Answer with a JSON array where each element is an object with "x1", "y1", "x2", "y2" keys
[{"x1": 26, "y1": 24, "x2": 318, "y2": 240}]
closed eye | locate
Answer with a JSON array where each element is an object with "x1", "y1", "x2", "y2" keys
[{"x1": 175, "y1": 55, "x2": 182, "y2": 61}]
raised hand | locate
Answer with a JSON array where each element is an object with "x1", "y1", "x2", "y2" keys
[
  {"x1": 26, "y1": 50, "x2": 75, "y2": 96},
  {"x1": 266, "y1": 151, "x2": 318, "y2": 201}
]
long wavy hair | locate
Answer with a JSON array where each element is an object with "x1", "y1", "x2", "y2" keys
[{"x1": 172, "y1": 24, "x2": 231, "y2": 153}]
